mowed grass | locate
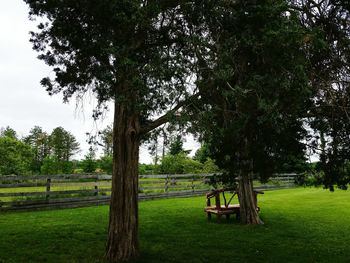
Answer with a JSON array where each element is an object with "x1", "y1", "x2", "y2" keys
[{"x1": 1, "y1": 187, "x2": 350, "y2": 263}]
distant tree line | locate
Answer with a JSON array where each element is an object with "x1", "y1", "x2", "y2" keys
[
  {"x1": 0, "y1": 125, "x2": 80, "y2": 175},
  {"x1": 0, "y1": 125, "x2": 220, "y2": 176}
]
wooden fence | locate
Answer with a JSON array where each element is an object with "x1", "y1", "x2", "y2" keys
[{"x1": 0, "y1": 173, "x2": 296, "y2": 212}]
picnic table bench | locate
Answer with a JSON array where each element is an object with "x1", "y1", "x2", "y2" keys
[{"x1": 204, "y1": 188, "x2": 264, "y2": 222}]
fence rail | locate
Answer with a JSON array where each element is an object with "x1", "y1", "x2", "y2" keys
[{"x1": 0, "y1": 173, "x2": 297, "y2": 212}]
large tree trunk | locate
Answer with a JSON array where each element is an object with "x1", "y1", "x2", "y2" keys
[
  {"x1": 237, "y1": 138, "x2": 263, "y2": 225},
  {"x1": 105, "y1": 102, "x2": 140, "y2": 262},
  {"x1": 237, "y1": 174, "x2": 263, "y2": 225}
]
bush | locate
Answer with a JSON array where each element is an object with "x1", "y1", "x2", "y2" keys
[
  {"x1": 158, "y1": 153, "x2": 203, "y2": 174},
  {"x1": 81, "y1": 158, "x2": 98, "y2": 173},
  {"x1": 295, "y1": 171, "x2": 324, "y2": 186},
  {"x1": 98, "y1": 155, "x2": 113, "y2": 174},
  {"x1": 202, "y1": 158, "x2": 220, "y2": 173},
  {"x1": 139, "y1": 163, "x2": 159, "y2": 175},
  {"x1": 40, "y1": 157, "x2": 73, "y2": 175}
]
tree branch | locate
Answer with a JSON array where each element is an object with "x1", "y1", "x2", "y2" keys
[{"x1": 140, "y1": 93, "x2": 200, "y2": 135}]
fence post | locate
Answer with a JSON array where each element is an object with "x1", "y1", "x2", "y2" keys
[
  {"x1": 192, "y1": 175, "x2": 195, "y2": 193},
  {"x1": 165, "y1": 174, "x2": 169, "y2": 194},
  {"x1": 94, "y1": 176, "x2": 99, "y2": 196},
  {"x1": 46, "y1": 178, "x2": 51, "y2": 201}
]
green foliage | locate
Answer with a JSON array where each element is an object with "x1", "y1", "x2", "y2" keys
[
  {"x1": 202, "y1": 158, "x2": 219, "y2": 173},
  {"x1": 194, "y1": 0, "x2": 311, "y2": 184},
  {"x1": 40, "y1": 156, "x2": 73, "y2": 175},
  {"x1": 24, "y1": 0, "x2": 197, "y2": 121},
  {"x1": 80, "y1": 159, "x2": 97, "y2": 174},
  {"x1": 158, "y1": 153, "x2": 218, "y2": 174},
  {"x1": 49, "y1": 127, "x2": 80, "y2": 162},
  {"x1": 23, "y1": 126, "x2": 50, "y2": 173},
  {"x1": 168, "y1": 136, "x2": 184, "y2": 156},
  {"x1": 193, "y1": 143, "x2": 211, "y2": 164},
  {"x1": 0, "y1": 136, "x2": 34, "y2": 175},
  {"x1": 98, "y1": 125, "x2": 113, "y2": 157},
  {"x1": 159, "y1": 153, "x2": 198, "y2": 174},
  {"x1": 80, "y1": 148, "x2": 97, "y2": 173},
  {"x1": 0, "y1": 126, "x2": 17, "y2": 139},
  {"x1": 98, "y1": 155, "x2": 113, "y2": 174},
  {"x1": 138, "y1": 163, "x2": 159, "y2": 175},
  {"x1": 292, "y1": 1, "x2": 350, "y2": 190},
  {"x1": 296, "y1": 161, "x2": 350, "y2": 189}
]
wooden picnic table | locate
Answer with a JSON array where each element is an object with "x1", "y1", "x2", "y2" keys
[{"x1": 204, "y1": 188, "x2": 264, "y2": 222}]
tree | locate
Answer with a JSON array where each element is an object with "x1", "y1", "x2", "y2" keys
[
  {"x1": 168, "y1": 135, "x2": 185, "y2": 156},
  {"x1": 23, "y1": 126, "x2": 50, "y2": 173},
  {"x1": 0, "y1": 136, "x2": 34, "y2": 175},
  {"x1": 0, "y1": 126, "x2": 17, "y2": 139},
  {"x1": 145, "y1": 127, "x2": 162, "y2": 165},
  {"x1": 99, "y1": 125, "x2": 113, "y2": 157},
  {"x1": 146, "y1": 124, "x2": 181, "y2": 164},
  {"x1": 192, "y1": 0, "x2": 312, "y2": 224},
  {"x1": 49, "y1": 127, "x2": 80, "y2": 162},
  {"x1": 25, "y1": 1, "x2": 200, "y2": 261},
  {"x1": 193, "y1": 143, "x2": 211, "y2": 164},
  {"x1": 290, "y1": 0, "x2": 350, "y2": 190},
  {"x1": 81, "y1": 147, "x2": 98, "y2": 173}
]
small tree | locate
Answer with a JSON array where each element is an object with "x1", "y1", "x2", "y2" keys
[
  {"x1": 168, "y1": 135, "x2": 185, "y2": 156},
  {"x1": 81, "y1": 147, "x2": 98, "y2": 173},
  {"x1": 193, "y1": 143, "x2": 211, "y2": 164}
]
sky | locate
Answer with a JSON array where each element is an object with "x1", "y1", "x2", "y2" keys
[{"x1": 0, "y1": 1, "x2": 200, "y2": 163}]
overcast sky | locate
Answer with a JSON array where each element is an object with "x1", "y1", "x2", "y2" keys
[{"x1": 0, "y1": 1, "x2": 199, "y2": 163}]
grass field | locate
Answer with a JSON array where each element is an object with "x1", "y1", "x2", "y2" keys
[{"x1": 1, "y1": 187, "x2": 350, "y2": 263}]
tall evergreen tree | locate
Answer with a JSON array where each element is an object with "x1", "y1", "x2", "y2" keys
[
  {"x1": 49, "y1": 127, "x2": 80, "y2": 162},
  {"x1": 24, "y1": 1, "x2": 200, "y2": 261},
  {"x1": 23, "y1": 126, "x2": 50, "y2": 173},
  {"x1": 192, "y1": 0, "x2": 312, "y2": 224}
]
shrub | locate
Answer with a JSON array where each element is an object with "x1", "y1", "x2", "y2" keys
[{"x1": 158, "y1": 153, "x2": 204, "y2": 174}]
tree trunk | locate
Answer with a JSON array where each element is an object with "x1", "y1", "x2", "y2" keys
[
  {"x1": 237, "y1": 137, "x2": 263, "y2": 225},
  {"x1": 237, "y1": 174, "x2": 263, "y2": 225},
  {"x1": 105, "y1": 102, "x2": 140, "y2": 262}
]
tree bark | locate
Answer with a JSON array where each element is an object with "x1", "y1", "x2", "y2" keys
[
  {"x1": 237, "y1": 137, "x2": 263, "y2": 225},
  {"x1": 237, "y1": 174, "x2": 263, "y2": 225},
  {"x1": 105, "y1": 102, "x2": 140, "y2": 262}
]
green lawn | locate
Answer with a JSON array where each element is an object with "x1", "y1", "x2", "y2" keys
[{"x1": 1, "y1": 187, "x2": 350, "y2": 263}]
